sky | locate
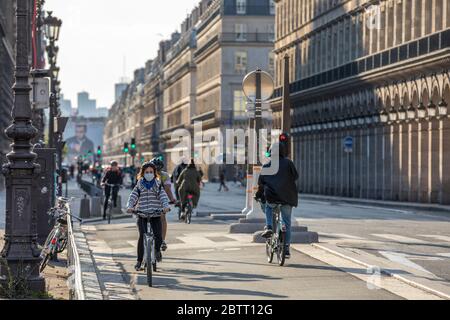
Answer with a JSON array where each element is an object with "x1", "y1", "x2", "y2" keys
[{"x1": 45, "y1": 0, "x2": 200, "y2": 109}]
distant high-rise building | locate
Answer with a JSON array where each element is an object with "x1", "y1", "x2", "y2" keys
[
  {"x1": 96, "y1": 107, "x2": 109, "y2": 118},
  {"x1": 60, "y1": 94, "x2": 72, "y2": 117},
  {"x1": 77, "y1": 91, "x2": 97, "y2": 117},
  {"x1": 115, "y1": 82, "x2": 128, "y2": 101}
]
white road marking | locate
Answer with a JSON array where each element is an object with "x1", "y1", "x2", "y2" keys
[
  {"x1": 437, "y1": 253, "x2": 450, "y2": 258},
  {"x1": 176, "y1": 235, "x2": 217, "y2": 246},
  {"x1": 223, "y1": 248, "x2": 241, "y2": 251},
  {"x1": 345, "y1": 204, "x2": 411, "y2": 215},
  {"x1": 294, "y1": 244, "x2": 443, "y2": 300},
  {"x1": 419, "y1": 235, "x2": 450, "y2": 243},
  {"x1": 319, "y1": 232, "x2": 365, "y2": 240},
  {"x1": 372, "y1": 234, "x2": 430, "y2": 244},
  {"x1": 378, "y1": 251, "x2": 434, "y2": 275},
  {"x1": 198, "y1": 249, "x2": 215, "y2": 253}
]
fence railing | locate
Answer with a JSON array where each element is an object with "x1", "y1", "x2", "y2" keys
[{"x1": 66, "y1": 204, "x2": 85, "y2": 300}]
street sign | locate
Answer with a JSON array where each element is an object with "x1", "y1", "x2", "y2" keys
[
  {"x1": 344, "y1": 136, "x2": 353, "y2": 153},
  {"x1": 31, "y1": 77, "x2": 49, "y2": 109},
  {"x1": 242, "y1": 70, "x2": 274, "y2": 102}
]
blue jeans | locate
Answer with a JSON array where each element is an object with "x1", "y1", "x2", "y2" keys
[{"x1": 261, "y1": 202, "x2": 292, "y2": 247}]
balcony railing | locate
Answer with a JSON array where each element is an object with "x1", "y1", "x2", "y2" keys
[
  {"x1": 223, "y1": 5, "x2": 275, "y2": 16},
  {"x1": 220, "y1": 33, "x2": 274, "y2": 43},
  {"x1": 195, "y1": 33, "x2": 274, "y2": 58}
]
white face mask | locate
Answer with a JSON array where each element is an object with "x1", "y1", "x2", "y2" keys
[{"x1": 144, "y1": 173, "x2": 154, "y2": 181}]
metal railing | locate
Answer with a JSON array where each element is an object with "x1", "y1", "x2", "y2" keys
[
  {"x1": 219, "y1": 33, "x2": 274, "y2": 43},
  {"x1": 66, "y1": 204, "x2": 85, "y2": 300}
]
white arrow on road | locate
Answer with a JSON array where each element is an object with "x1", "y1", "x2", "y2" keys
[{"x1": 378, "y1": 251, "x2": 444, "y2": 275}]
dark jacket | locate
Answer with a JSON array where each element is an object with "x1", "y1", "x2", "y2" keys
[
  {"x1": 257, "y1": 156, "x2": 299, "y2": 207},
  {"x1": 102, "y1": 168, "x2": 123, "y2": 185}
]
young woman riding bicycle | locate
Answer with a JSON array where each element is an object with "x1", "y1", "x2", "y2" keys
[{"x1": 126, "y1": 162, "x2": 170, "y2": 271}]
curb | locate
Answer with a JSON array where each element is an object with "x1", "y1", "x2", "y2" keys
[
  {"x1": 300, "y1": 194, "x2": 450, "y2": 214},
  {"x1": 71, "y1": 222, "x2": 104, "y2": 300},
  {"x1": 310, "y1": 243, "x2": 450, "y2": 300},
  {"x1": 82, "y1": 213, "x2": 133, "y2": 224}
]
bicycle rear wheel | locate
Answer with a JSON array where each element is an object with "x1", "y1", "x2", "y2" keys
[
  {"x1": 186, "y1": 207, "x2": 192, "y2": 224},
  {"x1": 145, "y1": 237, "x2": 153, "y2": 287},
  {"x1": 276, "y1": 231, "x2": 286, "y2": 266},
  {"x1": 108, "y1": 201, "x2": 112, "y2": 224}
]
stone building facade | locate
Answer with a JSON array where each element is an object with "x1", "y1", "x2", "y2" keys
[
  {"x1": 271, "y1": 0, "x2": 450, "y2": 204},
  {"x1": 104, "y1": 0, "x2": 275, "y2": 180},
  {"x1": 0, "y1": 1, "x2": 16, "y2": 190}
]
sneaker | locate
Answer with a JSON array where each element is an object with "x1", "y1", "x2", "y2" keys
[
  {"x1": 134, "y1": 261, "x2": 142, "y2": 271},
  {"x1": 260, "y1": 226, "x2": 273, "y2": 238},
  {"x1": 156, "y1": 251, "x2": 162, "y2": 262},
  {"x1": 161, "y1": 241, "x2": 168, "y2": 251}
]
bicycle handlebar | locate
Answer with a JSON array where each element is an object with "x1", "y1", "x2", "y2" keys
[{"x1": 133, "y1": 209, "x2": 164, "y2": 218}]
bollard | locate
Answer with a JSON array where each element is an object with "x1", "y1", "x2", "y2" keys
[
  {"x1": 80, "y1": 195, "x2": 91, "y2": 218},
  {"x1": 90, "y1": 196, "x2": 102, "y2": 217}
]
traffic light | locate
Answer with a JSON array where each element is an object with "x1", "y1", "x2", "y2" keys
[
  {"x1": 279, "y1": 133, "x2": 289, "y2": 142},
  {"x1": 97, "y1": 146, "x2": 102, "y2": 156},
  {"x1": 131, "y1": 138, "x2": 136, "y2": 150},
  {"x1": 123, "y1": 142, "x2": 129, "y2": 153}
]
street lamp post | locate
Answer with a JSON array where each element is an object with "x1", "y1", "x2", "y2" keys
[{"x1": 0, "y1": 0, "x2": 46, "y2": 292}]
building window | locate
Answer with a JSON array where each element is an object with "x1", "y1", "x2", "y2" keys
[
  {"x1": 233, "y1": 90, "x2": 247, "y2": 117},
  {"x1": 268, "y1": 52, "x2": 275, "y2": 75},
  {"x1": 236, "y1": 0, "x2": 246, "y2": 15},
  {"x1": 235, "y1": 23, "x2": 247, "y2": 41},
  {"x1": 270, "y1": 0, "x2": 275, "y2": 15},
  {"x1": 267, "y1": 24, "x2": 275, "y2": 42},
  {"x1": 235, "y1": 51, "x2": 247, "y2": 73}
]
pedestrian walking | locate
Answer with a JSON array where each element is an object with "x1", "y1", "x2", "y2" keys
[{"x1": 218, "y1": 167, "x2": 229, "y2": 192}]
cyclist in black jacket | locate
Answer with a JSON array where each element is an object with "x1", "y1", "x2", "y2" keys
[
  {"x1": 101, "y1": 160, "x2": 123, "y2": 219},
  {"x1": 256, "y1": 143, "x2": 299, "y2": 259}
]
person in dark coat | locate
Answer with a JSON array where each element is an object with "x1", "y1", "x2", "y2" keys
[
  {"x1": 101, "y1": 160, "x2": 123, "y2": 219},
  {"x1": 218, "y1": 167, "x2": 229, "y2": 192},
  {"x1": 177, "y1": 159, "x2": 201, "y2": 216},
  {"x1": 255, "y1": 143, "x2": 299, "y2": 258}
]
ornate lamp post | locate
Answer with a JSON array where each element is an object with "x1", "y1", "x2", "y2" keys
[
  {"x1": 43, "y1": 11, "x2": 61, "y2": 148},
  {"x1": 0, "y1": 0, "x2": 45, "y2": 292}
]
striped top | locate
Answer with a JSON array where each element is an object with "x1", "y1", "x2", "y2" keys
[{"x1": 126, "y1": 179, "x2": 170, "y2": 217}]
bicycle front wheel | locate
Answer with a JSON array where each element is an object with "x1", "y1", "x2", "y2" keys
[{"x1": 145, "y1": 237, "x2": 153, "y2": 287}]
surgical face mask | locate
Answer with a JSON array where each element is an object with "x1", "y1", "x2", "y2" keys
[{"x1": 144, "y1": 173, "x2": 154, "y2": 181}]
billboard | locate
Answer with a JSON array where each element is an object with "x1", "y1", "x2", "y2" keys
[{"x1": 63, "y1": 117, "x2": 105, "y2": 165}]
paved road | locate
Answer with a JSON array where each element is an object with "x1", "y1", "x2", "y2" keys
[
  {"x1": 189, "y1": 183, "x2": 450, "y2": 286},
  {"x1": 81, "y1": 214, "x2": 403, "y2": 300}
]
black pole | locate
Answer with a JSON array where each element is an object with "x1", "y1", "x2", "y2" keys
[
  {"x1": 255, "y1": 70, "x2": 262, "y2": 166},
  {"x1": 0, "y1": 0, "x2": 45, "y2": 292},
  {"x1": 281, "y1": 54, "x2": 291, "y2": 158}
]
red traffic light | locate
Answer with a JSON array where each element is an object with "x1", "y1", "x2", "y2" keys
[{"x1": 280, "y1": 133, "x2": 288, "y2": 142}]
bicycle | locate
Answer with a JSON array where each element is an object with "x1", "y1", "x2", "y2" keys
[
  {"x1": 40, "y1": 197, "x2": 82, "y2": 272},
  {"x1": 133, "y1": 209, "x2": 164, "y2": 287},
  {"x1": 104, "y1": 183, "x2": 121, "y2": 224},
  {"x1": 183, "y1": 194, "x2": 194, "y2": 224},
  {"x1": 260, "y1": 202, "x2": 287, "y2": 266}
]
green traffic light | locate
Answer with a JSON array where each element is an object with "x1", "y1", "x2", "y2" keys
[{"x1": 124, "y1": 148, "x2": 129, "y2": 153}]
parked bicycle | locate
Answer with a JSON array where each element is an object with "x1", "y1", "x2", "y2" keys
[
  {"x1": 40, "y1": 197, "x2": 82, "y2": 272},
  {"x1": 133, "y1": 209, "x2": 164, "y2": 287}
]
